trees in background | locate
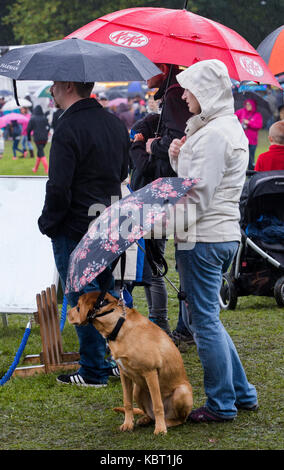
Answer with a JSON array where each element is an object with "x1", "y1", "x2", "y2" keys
[{"x1": 1, "y1": 0, "x2": 283, "y2": 49}]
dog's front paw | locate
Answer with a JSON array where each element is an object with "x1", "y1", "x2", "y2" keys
[
  {"x1": 154, "y1": 425, "x2": 167, "y2": 435},
  {"x1": 120, "y1": 421, "x2": 134, "y2": 432}
]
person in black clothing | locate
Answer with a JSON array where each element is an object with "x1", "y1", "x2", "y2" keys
[
  {"x1": 129, "y1": 63, "x2": 194, "y2": 347},
  {"x1": 27, "y1": 105, "x2": 50, "y2": 173},
  {"x1": 38, "y1": 80, "x2": 130, "y2": 387},
  {"x1": 51, "y1": 108, "x2": 64, "y2": 131}
]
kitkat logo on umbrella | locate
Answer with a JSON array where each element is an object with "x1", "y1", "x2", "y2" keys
[
  {"x1": 239, "y1": 56, "x2": 264, "y2": 77},
  {"x1": 109, "y1": 30, "x2": 149, "y2": 48}
]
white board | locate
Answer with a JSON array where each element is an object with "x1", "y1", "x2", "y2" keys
[{"x1": 0, "y1": 176, "x2": 58, "y2": 313}]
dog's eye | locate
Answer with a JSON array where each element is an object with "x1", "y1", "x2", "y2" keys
[{"x1": 76, "y1": 306, "x2": 80, "y2": 312}]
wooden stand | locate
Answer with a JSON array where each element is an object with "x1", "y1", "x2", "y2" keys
[{"x1": 13, "y1": 285, "x2": 80, "y2": 377}]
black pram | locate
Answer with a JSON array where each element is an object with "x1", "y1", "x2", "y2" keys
[{"x1": 220, "y1": 170, "x2": 284, "y2": 309}]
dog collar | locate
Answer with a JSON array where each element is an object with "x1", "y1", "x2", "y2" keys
[{"x1": 107, "y1": 317, "x2": 125, "y2": 342}]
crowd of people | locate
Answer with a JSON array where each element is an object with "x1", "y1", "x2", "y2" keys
[
  {"x1": 0, "y1": 99, "x2": 50, "y2": 172},
  {"x1": 34, "y1": 59, "x2": 284, "y2": 425},
  {"x1": 1, "y1": 62, "x2": 283, "y2": 424}
]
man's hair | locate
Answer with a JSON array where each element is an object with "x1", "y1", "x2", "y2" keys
[
  {"x1": 73, "y1": 82, "x2": 94, "y2": 98},
  {"x1": 269, "y1": 120, "x2": 284, "y2": 145}
]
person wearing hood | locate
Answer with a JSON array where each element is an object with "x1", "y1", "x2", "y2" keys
[
  {"x1": 235, "y1": 99, "x2": 263, "y2": 170},
  {"x1": 27, "y1": 105, "x2": 50, "y2": 173},
  {"x1": 129, "y1": 64, "x2": 194, "y2": 344},
  {"x1": 168, "y1": 59, "x2": 258, "y2": 423},
  {"x1": 117, "y1": 101, "x2": 135, "y2": 131}
]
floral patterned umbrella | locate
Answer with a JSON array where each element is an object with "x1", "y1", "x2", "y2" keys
[{"x1": 65, "y1": 177, "x2": 199, "y2": 294}]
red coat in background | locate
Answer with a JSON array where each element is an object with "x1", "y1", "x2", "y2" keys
[
  {"x1": 255, "y1": 144, "x2": 284, "y2": 171},
  {"x1": 235, "y1": 99, "x2": 263, "y2": 145}
]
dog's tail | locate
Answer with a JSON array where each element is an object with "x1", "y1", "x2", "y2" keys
[{"x1": 113, "y1": 407, "x2": 144, "y2": 416}]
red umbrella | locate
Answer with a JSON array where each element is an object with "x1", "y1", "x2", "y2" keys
[
  {"x1": 257, "y1": 25, "x2": 284, "y2": 76},
  {"x1": 65, "y1": 7, "x2": 280, "y2": 87}
]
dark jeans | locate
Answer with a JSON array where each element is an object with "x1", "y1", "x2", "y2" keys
[
  {"x1": 248, "y1": 144, "x2": 257, "y2": 170},
  {"x1": 35, "y1": 141, "x2": 47, "y2": 157},
  {"x1": 144, "y1": 239, "x2": 168, "y2": 323},
  {"x1": 52, "y1": 234, "x2": 117, "y2": 383}
]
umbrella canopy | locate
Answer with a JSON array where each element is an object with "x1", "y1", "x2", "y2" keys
[
  {"x1": 66, "y1": 7, "x2": 280, "y2": 87},
  {"x1": 33, "y1": 82, "x2": 53, "y2": 98},
  {"x1": 0, "y1": 38, "x2": 161, "y2": 82},
  {"x1": 0, "y1": 112, "x2": 29, "y2": 128},
  {"x1": 233, "y1": 90, "x2": 272, "y2": 127},
  {"x1": 107, "y1": 97, "x2": 128, "y2": 107},
  {"x1": 0, "y1": 89, "x2": 13, "y2": 97},
  {"x1": 2, "y1": 98, "x2": 32, "y2": 111},
  {"x1": 257, "y1": 25, "x2": 284, "y2": 76},
  {"x1": 65, "y1": 176, "x2": 199, "y2": 294}
]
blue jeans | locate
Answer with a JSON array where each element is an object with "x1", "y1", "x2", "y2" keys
[
  {"x1": 248, "y1": 144, "x2": 257, "y2": 170},
  {"x1": 12, "y1": 136, "x2": 24, "y2": 156},
  {"x1": 21, "y1": 135, "x2": 33, "y2": 151},
  {"x1": 175, "y1": 242, "x2": 257, "y2": 418},
  {"x1": 52, "y1": 234, "x2": 117, "y2": 383}
]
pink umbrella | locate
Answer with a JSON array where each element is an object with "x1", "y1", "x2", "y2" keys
[
  {"x1": 0, "y1": 113, "x2": 29, "y2": 128},
  {"x1": 108, "y1": 97, "x2": 128, "y2": 107}
]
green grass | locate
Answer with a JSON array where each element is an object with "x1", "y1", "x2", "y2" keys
[
  {"x1": 0, "y1": 139, "x2": 51, "y2": 176},
  {"x1": 0, "y1": 130, "x2": 283, "y2": 451}
]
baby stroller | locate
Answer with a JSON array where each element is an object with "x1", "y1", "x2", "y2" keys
[{"x1": 220, "y1": 170, "x2": 284, "y2": 309}]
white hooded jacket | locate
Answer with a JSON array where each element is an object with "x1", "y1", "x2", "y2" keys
[{"x1": 170, "y1": 59, "x2": 249, "y2": 243}]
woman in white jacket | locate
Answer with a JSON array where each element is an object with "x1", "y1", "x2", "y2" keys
[{"x1": 169, "y1": 60, "x2": 258, "y2": 423}]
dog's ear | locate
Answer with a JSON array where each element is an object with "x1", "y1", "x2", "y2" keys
[
  {"x1": 77, "y1": 291, "x2": 102, "y2": 321},
  {"x1": 104, "y1": 292, "x2": 119, "y2": 304}
]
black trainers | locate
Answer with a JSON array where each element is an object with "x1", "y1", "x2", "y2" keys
[
  {"x1": 56, "y1": 373, "x2": 107, "y2": 387},
  {"x1": 170, "y1": 329, "x2": 195, "y2": 352},
  {"x1": 109, "y1": 365, "x2": 120, "y2": 377},
  {"x1": 106, "y1": 358, "x2": 120, "y2": 378}
]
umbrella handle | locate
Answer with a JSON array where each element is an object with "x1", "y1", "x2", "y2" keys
[
  {"x1": 13, "y1": 80, "x2": 20, "y2": 106},
  {"x1": 154, "y1": 64, "x2": 174, "y2": 138}
]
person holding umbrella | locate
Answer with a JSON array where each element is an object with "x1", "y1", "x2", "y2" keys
[
  {"x1": 129, "y1": 63, "x2": 194, "y2": 345},
  {"x1": 169, "y1": 59, "x2": 258, "y2": 423},
  {"x1": 38, "y1": 80, "x2": 130, "y2": 387}
]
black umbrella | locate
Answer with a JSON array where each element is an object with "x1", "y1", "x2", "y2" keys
[
  {"x1": 0, "y1": 38, "x2": 160, "y2": 104},
  {"x1": 233, "y1": 90, "x2": 272, "y2": 127},
  {"x1": 0, "y1": 38, "x2": 160, "y2": 82}
]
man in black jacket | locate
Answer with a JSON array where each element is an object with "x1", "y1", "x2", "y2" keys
[{"x1": 38, "y1": 80, "x2": 130, "y2": 387}]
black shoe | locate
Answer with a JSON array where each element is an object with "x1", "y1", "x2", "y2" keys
[
  {"x1": 170, "y1": 329, "x2": 195, "y2": 351},
  {"x1": 106, "y1": 358, "x2": 120, "y2": 378},
  {"x1": 188, "y1": 406, "x2": 235, "y2": 423},
  {"x1": 56, "y1": 373, "x2": 107, "y2": 387},
  {"x1": 236, "y1": 402, "x2": 259, "y2": 411}
]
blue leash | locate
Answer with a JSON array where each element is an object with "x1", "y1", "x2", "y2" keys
[
  {"x1": 0, "y1": 295, "x2": 68, "y2": 386},
  {"x1": 60, "y1": 295, "x2": 68, "y2": 332}
]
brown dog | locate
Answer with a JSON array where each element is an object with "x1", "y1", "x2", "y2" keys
[{"x1": 68, "y1": 291, "x2": 193, "y2": 435}]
